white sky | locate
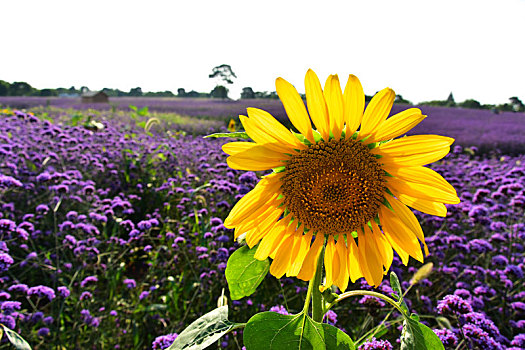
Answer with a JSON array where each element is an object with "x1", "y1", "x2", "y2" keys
[{"x1": 1, "y1": 0, "x2": 524, "y2": 104}]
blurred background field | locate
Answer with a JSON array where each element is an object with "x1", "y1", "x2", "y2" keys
[{"x1": 1, "y1": 96, "x2": 525, "y2": 154}]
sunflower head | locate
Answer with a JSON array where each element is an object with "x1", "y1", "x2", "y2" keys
[{"x1": 222, "y1": 69, "x2": 459, "y2": 290}]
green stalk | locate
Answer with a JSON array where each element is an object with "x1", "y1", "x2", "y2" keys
[
  {"x1": 311, "y1": 248, "x2": 325, "y2": 322},
  {"x1": 327, "y1": 290, "x2": 406, "y2": 316}
]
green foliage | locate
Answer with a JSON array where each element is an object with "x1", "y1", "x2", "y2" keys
[
  {"x1": 241, "y1": 87, "x2": 255, "y2": 99},
  {"x1": 458, "y1": 99, "x2": 482, "y2": 109},
  {"x1": 400, "y1": 314, "x2": 444, "y2": 350},
  {"x1": 209, "y1": 64, "x2": 237, "y2": 85},
  {"x1": 9, "y1": 81, "x2": 34, "y2": 96},
  {"x1": 1, "y1": 324, "x2": 32, "y2": 350},
  {"x1": 204, "y1": 131, "x2": 250, "y2": 140},
  {"x1": 211, "y1": 85, "x2": 229, "y2": 99},
  {"x1": 0, "y1": 80, "x2": 9, "y2": 96},
  {"x1": 243, "y1": 311, "x2": 355, "y2": 350},
  {"x1": 389, "y1": 272, "x2": 409, "y2": 313},
  {"x1": 167, "y1": 306, "x2": 243, "y2": 350},
  {"x1": 129, "y1": 87, "x2": 143, "y2": 97},
  {"x1": 395, "y1": 94, "x2": 412, "y2": 104},
  {"x1": 225, "y1": 245, "x2": 270, "y2": 300},
  {"x1": 388, "y1": 272, "x2": 444, "y2": 350}
]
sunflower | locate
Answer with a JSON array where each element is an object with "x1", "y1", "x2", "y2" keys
[{"x1": 222, "y1": 69, "x2": 459, "y2": 290}]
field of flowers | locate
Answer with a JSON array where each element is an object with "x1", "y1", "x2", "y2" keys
[
  {"x1": 0, "y1": 103, "x2": 524, "y2": 349},
  {"x1": 1, "y1": 96, "x2": 525, "y2": 154}
]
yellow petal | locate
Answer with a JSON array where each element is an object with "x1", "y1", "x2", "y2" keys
[
  {"x1": 347, "y1": 236, "x2": 363, "y2": 282},
  {"x1": 324, "y1": 74, "x2": 344, "y2": 140},
  {"x1": 386, "y1": 177, "x2": 460, "y2": 204},
  {"x1": 392, "y1": 189, "x2": 448, "y2": 217},
  {"x1": 305, "y1": 69, "x2": 330, "y2": 140},
  {"x1": 379, "y1": 206, "x2": 424, "y2": 263},
  {"x1": 234, "y1": 196, "x2": 284, "y2": 236},
  {"x1": 297, "y1": 234, "x2": 325, "y2": 281},
  {"x1": 362, "y1": 226, "x2": 385, "y2": 287},
  {"x1": 224, "y1": 174, "x2": 282, "y2": 228},
  {"x1": 387, "y1": 196, "x2": 429, "y2": 255},
  {"x1": 254, "y1": 216, "x2": 291, "y2": 260},
  {"x1": 360, "y1": 87, "x2": 395, "y2": 138},
  {"x1": 269, "y1": 233, "x2": 295, "y2": 279},
  {"x1": 222, "y1": 141, "x2": 254, "y2": 156},
  {"x1": 254, "y1": 218, "x2": 289, "y2": 260},
  {"x1": 379, "y1": 147, "x2": 451, "y2": 167},
  {"x1": 370, "y1": 108, "x2": 426, "y2": 143},
  {"x1": 343, "y1": 74, "x2": 365, "y2": 137},
  {"x1": 226, "y1": 142, "x2": 289, "y2": 171},
  {"x1": 242, "y1": 207, "x2": 285, "y2": 247},
  {"x1": 370, "y1": 221, "x2": 394, "y2": 272},
  {"x1": 373, "y1": 135, "x2": 454, "y2": 157},
  {"x1": 321, "y1": 235, "x2": 336, "y2": 292},
  {"x1": 239, "y1": 115, "x2": 294, "y2": 154},
  {"x1": 287, "y1": 227, "x2": 312, "y2": 277},
  {"x1": 384, "y1": 165, "x2": 456, "y2": 194},
  {"x1": 245, "y1": 108, "x2": 306, "y2": 150},
  {"x1": 276, "y1": 77, "x2": 315, "y2": 143},
  {"x1": 356, "y1": 230, "x2": 375, "y2": 286},
  {"x1": 334, "y1": 237, "x2": 349, "y2": 292}
]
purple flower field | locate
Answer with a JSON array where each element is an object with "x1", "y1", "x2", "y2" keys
[
  {"x1": 2, "y1": 96, "x2": 525, "y2": 154},
  {"x1": 0, "y1": 106, "x2": 524, "y2": 349}
]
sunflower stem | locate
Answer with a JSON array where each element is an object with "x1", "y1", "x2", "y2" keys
[{"x1": 311, "y1": 247, "x2": 325, "y2": 322}]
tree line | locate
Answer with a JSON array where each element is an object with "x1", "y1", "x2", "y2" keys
[{"x1": 2, "y1": 64, "x2": 524, "y2": 112}]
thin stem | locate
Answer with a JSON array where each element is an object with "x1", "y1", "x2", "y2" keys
[
  {"x1": 367, "y1": 284, "x2": 414, "y2": 340},
  {"x1": 311, "y1": 248, "x2": 325, "y2": 322},
  {"x1": 302, "y1": 271, "x2": 316, "y2": 315},
  {"x1": 328, "y1": 290, "x2": 406, "y2": 316}
]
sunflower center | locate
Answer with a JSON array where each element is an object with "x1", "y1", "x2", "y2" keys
[{"x1": 281, "y1": 138, "x2": 385, "y2": 235}]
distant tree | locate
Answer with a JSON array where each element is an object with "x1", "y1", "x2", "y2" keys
[
  {"x1": 144, "y1": 91, "x2": 175, "y2": 97},
  {"x1": 211, "y1": 85, "x2": 228, "y2": 99},
  {"x1": 241, "y1": 87, "x2": 255, "y2": 99},
  {"x1": 446, "y1": 92, "x2": 455, "y2": 105},
  {"x1": 254, "y1": 91, "x2": 278, "y2": 99},
  {"x1": 177, "y1": 88, "x2": 186, "y2": 97},
  {"x1": 395, "y1": 94, "x2": 411, "y2": 104},
  {"x1": 209, "y1": 64, "x2": 237, "y2": 85},
  {"x1": 68, "y1": 86, "x2": 77, "y2": 94},
  {"x1": 0, "y1": 80, "x2": 9, "y2": 96},
  {"x1": 9, "y1": 82, "x2": 33, "y2": 96},
  {"x1": 459, "y1": 99, "x2": 482, "y2": 109},
  {"x1": 129, "y1": 87, "x2": 143, "y2": 97},
  {"x1": 509, "y1": 96, "x2": 525, "y2": 112},
  {"x1": 80, "y1": 86, "x2": 90, "y2": 94},
  {"x1": 39, "y1": 89, "x2": 57, "y2": 97}
]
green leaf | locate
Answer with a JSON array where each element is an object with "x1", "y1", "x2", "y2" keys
[
  {"x1": 138, "y1": 106, "x2": 149, "y2": 116},
  {"x1": 389, "y1": 272, "x2": 408, "y2": 314},
  {"x1": 167, "y1": 306, "x2": 242, "y2": 350},
  {"x1": 225, "y1": 245, "x2": 269, "y2": 300},
  {"x1": 244, "y1": 311, "x2": 355, "y2": 350},
  {"x1": 1, "y1": 325, "x2": 32, "y2": 350},
  {"x1": 204, "y1": 131, "x2": 250, "y2": 139},
  {"x1": 400, "y1": 315, "x2": 444, "y2": 350}
]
